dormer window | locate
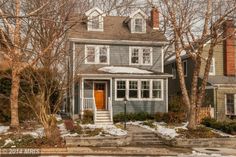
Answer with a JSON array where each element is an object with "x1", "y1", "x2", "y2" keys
[
  {"x1": 125, "y1": 9, "x2": 148, "y2": 33},
  {"x1": 85, "y1": 7, "x2": 105, "y2": 32},
  {"x1": 134, "y1": 18, "x2": 143, "y2": 32}
]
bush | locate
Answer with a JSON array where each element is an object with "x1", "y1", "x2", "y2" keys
[
  {"x1": 168, "y1": 96, "x2": 188, "y2": 113},
  {"x1": 154, "y1": 112, "x2": 186, "y2": 124},
  {"x1": 113, "y1": 112, "x2": 153, "y2": 123},
  {"x1": 201, "y1": 117, "x2": 236, "y2": 135},
  {"x1": 81, "y1": 110, "x2": 93, "y2": 124},
  {"x1": 64, "y1": 119, "x2": 75, "y2": 132}
]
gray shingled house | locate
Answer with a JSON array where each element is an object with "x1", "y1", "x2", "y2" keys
[
  {"x1": 164, "y1": 20, "x2": 236, "y2": 121},
  {"x1": 66, "y1": 7, "x2": 171, "y2": 124}
]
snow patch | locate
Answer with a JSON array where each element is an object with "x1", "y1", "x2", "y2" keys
[
  {"x1": 3, "y1": 139, "x2": 14, "y2": 147},
  {"x1": 81, "y1": 124, "x2": 127, "y2": 136},
  {"x1": 98, "y1": 66, "x2": 153, "y2": 74},
  {"x1": 0, "y1": 126, "x2": 9, "y2": 134},
  {"x1": 23, "y1": 127, "x2": 44, "y2": 138},
  {"x1": 126, "y1": 121, "x2": 181, "y2": 139},
  {"x1": 178, "y1": 151, "x2": 235, "y2": 157},
  {"x1": 55, "y1": 114, "x2": 62, "y2": 122}
]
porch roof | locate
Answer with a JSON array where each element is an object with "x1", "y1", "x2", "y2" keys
[
  {"x1": 77, "y1": 66, "x2": 172, "y2": 78},
  {"x1": 200, "y1": 75, "x2": 236, "y2": 86}
]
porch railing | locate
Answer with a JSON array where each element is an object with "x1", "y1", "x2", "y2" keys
[
  {"x1": 82, "y1": 98, "x2": 94, "y2": 110},
  {"x1": 108, "y1": 97, "x2": 113, "y2": 122}
]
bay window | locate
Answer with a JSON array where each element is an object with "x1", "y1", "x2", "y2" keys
[
  {"x1": 116, "y1": 81, "x2": 126, "y2": 99},
  {"x1": 129, "y1": 81, "x2": 138, "y2": 98},
  {"x1": 141, "y1": 81, "x2": 150, "y2": 98}
]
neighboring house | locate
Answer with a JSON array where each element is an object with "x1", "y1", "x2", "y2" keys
[
  {"x1": 66, "y1": 7, "x2": 171, "y2": 124},
  {"x1": 164, "y1": 20, "x2": 236, "y2": 121}
]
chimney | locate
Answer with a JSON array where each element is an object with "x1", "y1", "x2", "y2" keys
[
  {"x1": 151, "y1": 7, "x2": 159, "y2": 30},
  {"x1": 223, "y1": 19, "x2": 235, "y2": 76}
]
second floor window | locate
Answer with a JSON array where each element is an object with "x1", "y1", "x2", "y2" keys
[
  {"x1": 130, "y1": 47, "x2": 152, "y2": 65},
  {"x1": 85, "y1": 45, "x2": 109, "y2": 64}
]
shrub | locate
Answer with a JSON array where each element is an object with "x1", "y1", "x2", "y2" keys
[
  {"x1": 201, "y1": 117, "x2": 236, "y2": 135},
  {"x1": 81, "y1": 110, "x2": 93, "y2": 124},
  {"x1": 113, "y1": 112, "x2": 153, "y2": 123},
  {"x1": 168, "y1": 96, "x2": 188, "y2": 113},
  {"x1": 154, "y1": 112, "x2": 186, "y2": 124},
  {"x1": 64, "y1": 119, "x2": 75, "y2": 132}
]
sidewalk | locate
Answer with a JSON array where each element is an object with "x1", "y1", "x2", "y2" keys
[
  {"x1": 0, "y1": 146, "x2": 191, "y2": 156},
  {"x1": 193, "y1": 148, "x2": 236, "y2": 156}
]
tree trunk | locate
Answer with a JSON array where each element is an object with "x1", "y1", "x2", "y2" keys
[{"x1": 10, "y1": 66, "x2": 20, "y2": 129}]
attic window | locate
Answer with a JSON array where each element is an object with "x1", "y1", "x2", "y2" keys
[
  {"x1": 91, "y1": 16, "x2": 99, "y2": 29},
  {"x1": 85, "y1": 7, "x2": 105, "y2": 32},
  {"x1": 134, "y1": 18, "x2": 143, "y2": 32}
]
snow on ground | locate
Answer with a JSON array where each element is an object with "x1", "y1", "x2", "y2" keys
[
  {"x1": 0, "y1": 126, "x2": 9, "y2": 134},
  {"x1": 178, "y1": 151, "x2": 235, "y2": 157},
  {"x1": 210, "y1": 128, "x2": 236, "y2": 138},
  {"x1": 126, "y1": 121, "x2": 183, "y2": 139},
  {"x1": 81, "y1": 124, "x2": 127, "y2": 136},
  {"x1": 55, "y1": 114, "x2": 62, "y2": 122},
  {"x1": 98, "y1": 66, "x2": 153, "y2": 74},
  {"x1": 22, "y1": 127, "x2": 44, "y2": 138},
  {"x1": 3, "y1": 139, "x2": 14, "y2": 147},
  {"x1": 57, "y1": 123, "x2": 78, "y2": 138}
]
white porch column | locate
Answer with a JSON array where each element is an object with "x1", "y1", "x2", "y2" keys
[{"x1": 81, "y1": 78, "x2": 84, "y2": 116}]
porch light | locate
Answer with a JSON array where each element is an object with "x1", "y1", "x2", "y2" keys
[{"x1": 124, "y1": 97, "x2": 128, "y2": 130}]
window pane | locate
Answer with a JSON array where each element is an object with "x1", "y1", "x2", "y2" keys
[
  {"x1": 153, "y1": 81, "x2": 161, "y2": 90},
  {"x1": 131, "y1": 48, "x2": 139, "y2": 64},
  {"x1": 129, "y1": 81, "x2": 138, "y2": 98},
  {"x1": 141, "y1": 81, "x2": 150, "y2": 98},
  {"x1": 117, "y1": 81, "x2": 125, "y2": 89},
  {"x1": 135, "y1": 19, "x2": 143, "y2": 32},
  {"x1": 153, "y1": 90, "x2": 161, "y2": 98},
  {"x1": 87, "y1": 47, "x2": 95, "y2": 62},
  {"x1": 143, "y1": 49, "x2": 151, "y2": 64},
  {"x1": 99, "y1": 47, "x2": 107, "y2": 63},
  {"x1": 92, "y1": 16, "x2": 99, "y2": 29},
  {"x1": 117, "y1": 90, "x2": 126, "y2": 98},
  {"x1": 226, "y1": 94, "x2": 235, "y2": 115}
]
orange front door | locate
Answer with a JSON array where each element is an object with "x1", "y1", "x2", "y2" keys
[{"x1": 94, "y1": 83, "x2": 106, "y2": 110}]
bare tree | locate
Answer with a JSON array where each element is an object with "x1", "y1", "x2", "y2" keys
[
  {"x1": 0, "y1": 0, "x2": 77, "y2": 129},
  {"x1": 156, "y1": 0, "x2": 236, "y2": 129}
]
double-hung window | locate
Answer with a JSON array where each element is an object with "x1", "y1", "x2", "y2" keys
[
  {"x1": 85, "y1": 45, "x2": 109, "y2": 64},
  {"x1": 116, "y1": 81, "x2": 126, "y2": 99},
  {"x1": 129, "y1": 80, "x2": 138, "y2": 98},
  {"x1": 141, "y1": 81, "x2": 150, "y2": 98},
  {"x1": 115, "y1": 79, "x2": 163, "y2": 100},
  {"x1": 226, "y1": 94, "x2": 236, "y2": 115},
  {"x1": 130, "y1": 47, "x2": 152, "y2": 65},
  {"x1": 91, "y1": 16, "x2": 100, "y2": 30},
  {"x1": 134, "y1": 18, "x2": 143, "y2": 32}
]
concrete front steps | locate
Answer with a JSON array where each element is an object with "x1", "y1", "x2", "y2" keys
[
  {"x1": 95, "y1": 110, "x2": 113, "y2": 125},
  {"x1": 131, "y1": 131, "x2": 164, "y2": 146}
]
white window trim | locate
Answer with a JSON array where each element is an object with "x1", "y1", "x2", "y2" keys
[
  {"x1": 129, "y1": 46, "x2": 153, "y2": 66},
  {"x1": 183, "y1": 60, "x2": 187, "y2": 77},
  {"x1": 209, "y1": 58, "x2": 215, "y2": 75},
  {"x1": 115, "y1": 79, "x2": 163, "y2": 101},
  {"x1": 131, "y1": 18, "x2": 146, "y2": 33},
  {"x1": 225, "y1": 94, "x2": 236, "y2": 115},
  {"x1": 85, "y1": 45, "x2": 110, "y2": 64}
]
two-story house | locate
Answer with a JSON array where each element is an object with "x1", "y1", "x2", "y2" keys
[
  {"x1": 165, "y1": 20, "x2": 236, "y2": 121},
  {"x1": 66, "y1": 7, "x2": 171, "y2": 124}
]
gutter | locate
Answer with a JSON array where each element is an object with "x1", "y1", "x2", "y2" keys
[
  {"x1": 69, "y1": 38, "x2": 168, "y2": 46},
  {"x1": 77, "y1": 73, "x2": 173, "y2": 78}
]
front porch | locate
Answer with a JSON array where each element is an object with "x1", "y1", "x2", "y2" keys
[{"x1": 80, "y1": 78, "x2": 113, "y2": 124}]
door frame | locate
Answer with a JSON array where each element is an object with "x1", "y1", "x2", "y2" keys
[{"x1": 93, "y1": 81, "x2": 108, "y2": 110}]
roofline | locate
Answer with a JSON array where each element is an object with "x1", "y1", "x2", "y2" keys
[
  {"x1": 165, "y1": 54, "x2": 189, "y2": 65},
  {"x1": 69, "y1": 38, "x2": 168, "y2": 46},
  {"x1": 77, "y1": 73, "x2": 173, "y2": 78}
]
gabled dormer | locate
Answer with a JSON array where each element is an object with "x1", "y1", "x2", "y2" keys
[
  {"x1": 85, "y1": 7, "x2": 105, "y2": 32},
  {"x1": 125, "y1": 9, "x2": 148, "y2": 33}
]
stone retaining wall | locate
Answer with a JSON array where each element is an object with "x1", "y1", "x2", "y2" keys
[
  {"x1": 65, "y1": 136, "x2": 131, "y2": 147},
  {"x1": 172, "y1": 138, "x2": 236, "y2": 148}
]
